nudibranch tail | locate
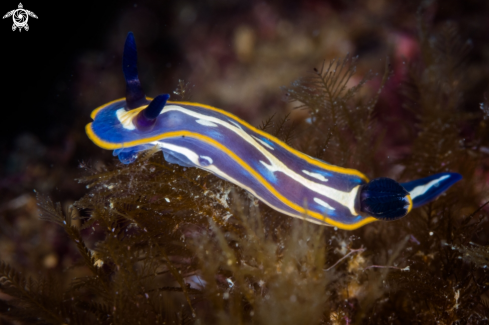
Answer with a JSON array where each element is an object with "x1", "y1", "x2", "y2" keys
[
  {"x1": 123, "y1": 32, "x2": 148, "y2": 109},
  {"x1": 85, "y1": 32, "x2": 464, "y2": 230},
  {"x1": 134, "y1": 94, "x2": 170, "y2": 131},
  {"x1": 400, "y1": 172, "x2": 462, "y2": 208}
]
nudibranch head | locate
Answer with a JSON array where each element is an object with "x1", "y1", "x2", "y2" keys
[
  {"x1": 358, "y1": 178, "x2": 412, "y2": 221},
  {"x1": 86, "y1": 32, "x2": 173, "y2": 150},
  {"x1": 86, "y1": 94, "x2": 173, "y2": 151}
]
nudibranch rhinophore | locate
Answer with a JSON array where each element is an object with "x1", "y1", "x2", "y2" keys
[{"x1": 85, "y1": 32, "x2": 462, "y2": 230}]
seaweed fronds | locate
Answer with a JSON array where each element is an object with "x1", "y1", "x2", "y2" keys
[
  {"x1": 0, "y1": 262, "x2": 84, "y2": 324},
  {"x1": 191, "y1": 196, "x2": 334, "y2": 324},
  {"x1": 283, "y1": 54, "x2": 390, "y2": 175},
  {"x1": 259, "y1": 112, "x2": 298, "y2": 145},
  {"x1": 401, "y1": 21, "x2": 476, "y2": 180},
  {"x1": 10, "y1": 153, "x2": 243, "y2": 324},
  {"x1": 37, "y1": 192, "x2": 107, "y2": 281},
  {"x1": 451, "y1": 242, "x2": 489, "y2": 269}
]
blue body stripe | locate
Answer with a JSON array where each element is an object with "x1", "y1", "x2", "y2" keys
[{"x1": 157, "y1": 136, "x2": 355, "y2": 225}]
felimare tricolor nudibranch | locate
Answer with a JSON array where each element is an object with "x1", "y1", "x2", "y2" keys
[{"x1": 85, "y1": 32, "x2": 462, "y2": 230}]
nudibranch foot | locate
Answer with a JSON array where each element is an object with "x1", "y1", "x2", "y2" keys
[
  {"x1": 113, "y1": 145, "x2": 154, "y2": 164},
  {"x1": 117, "y1": 150, "x2": 140, "y2": 164}
]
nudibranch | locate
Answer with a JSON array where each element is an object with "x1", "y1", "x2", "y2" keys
[{"x1": 85, "y1": 32, "x2": 462, "y2": 230}]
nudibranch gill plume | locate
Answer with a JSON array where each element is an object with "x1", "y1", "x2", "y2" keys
[{"x1": 85, "y1": 32, "x2": 462, "y2": 230}]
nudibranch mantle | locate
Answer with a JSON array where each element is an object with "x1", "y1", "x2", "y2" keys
[{"x1": 85, "y1": 32, "x2": 462, "y2": 230}]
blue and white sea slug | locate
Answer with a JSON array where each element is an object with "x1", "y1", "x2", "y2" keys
[{"x1": 86, "y1": 32, "x2": 462, "y2": 230}]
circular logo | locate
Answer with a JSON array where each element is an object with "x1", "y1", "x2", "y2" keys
[
  {"x1": 2, "y1": 3, "x2": 38, "y2": 32},
  {"x1": 13, "y1": 10, "x2": 28, "y2": 28}
]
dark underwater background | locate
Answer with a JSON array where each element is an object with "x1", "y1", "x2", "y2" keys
[{"x1": 1, "y1": 0, "x2": 489, "y2": 323}]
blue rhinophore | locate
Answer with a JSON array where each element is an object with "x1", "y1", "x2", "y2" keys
[
  {"x1": 401, "y1": 172, "x2": 462, "y2": 208},
  {"x1": 144, "y1": 94, "x2": 170, "y2": 120},
  {"x1": 123, "y1": 32, "x2": 139, "y2": 82},
  {"x1": 123, "y1": 32, "x2": 148, "y2": 109},
  {"x1": 134, "y1": 94, "x2": 170, "y2": 131}
]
